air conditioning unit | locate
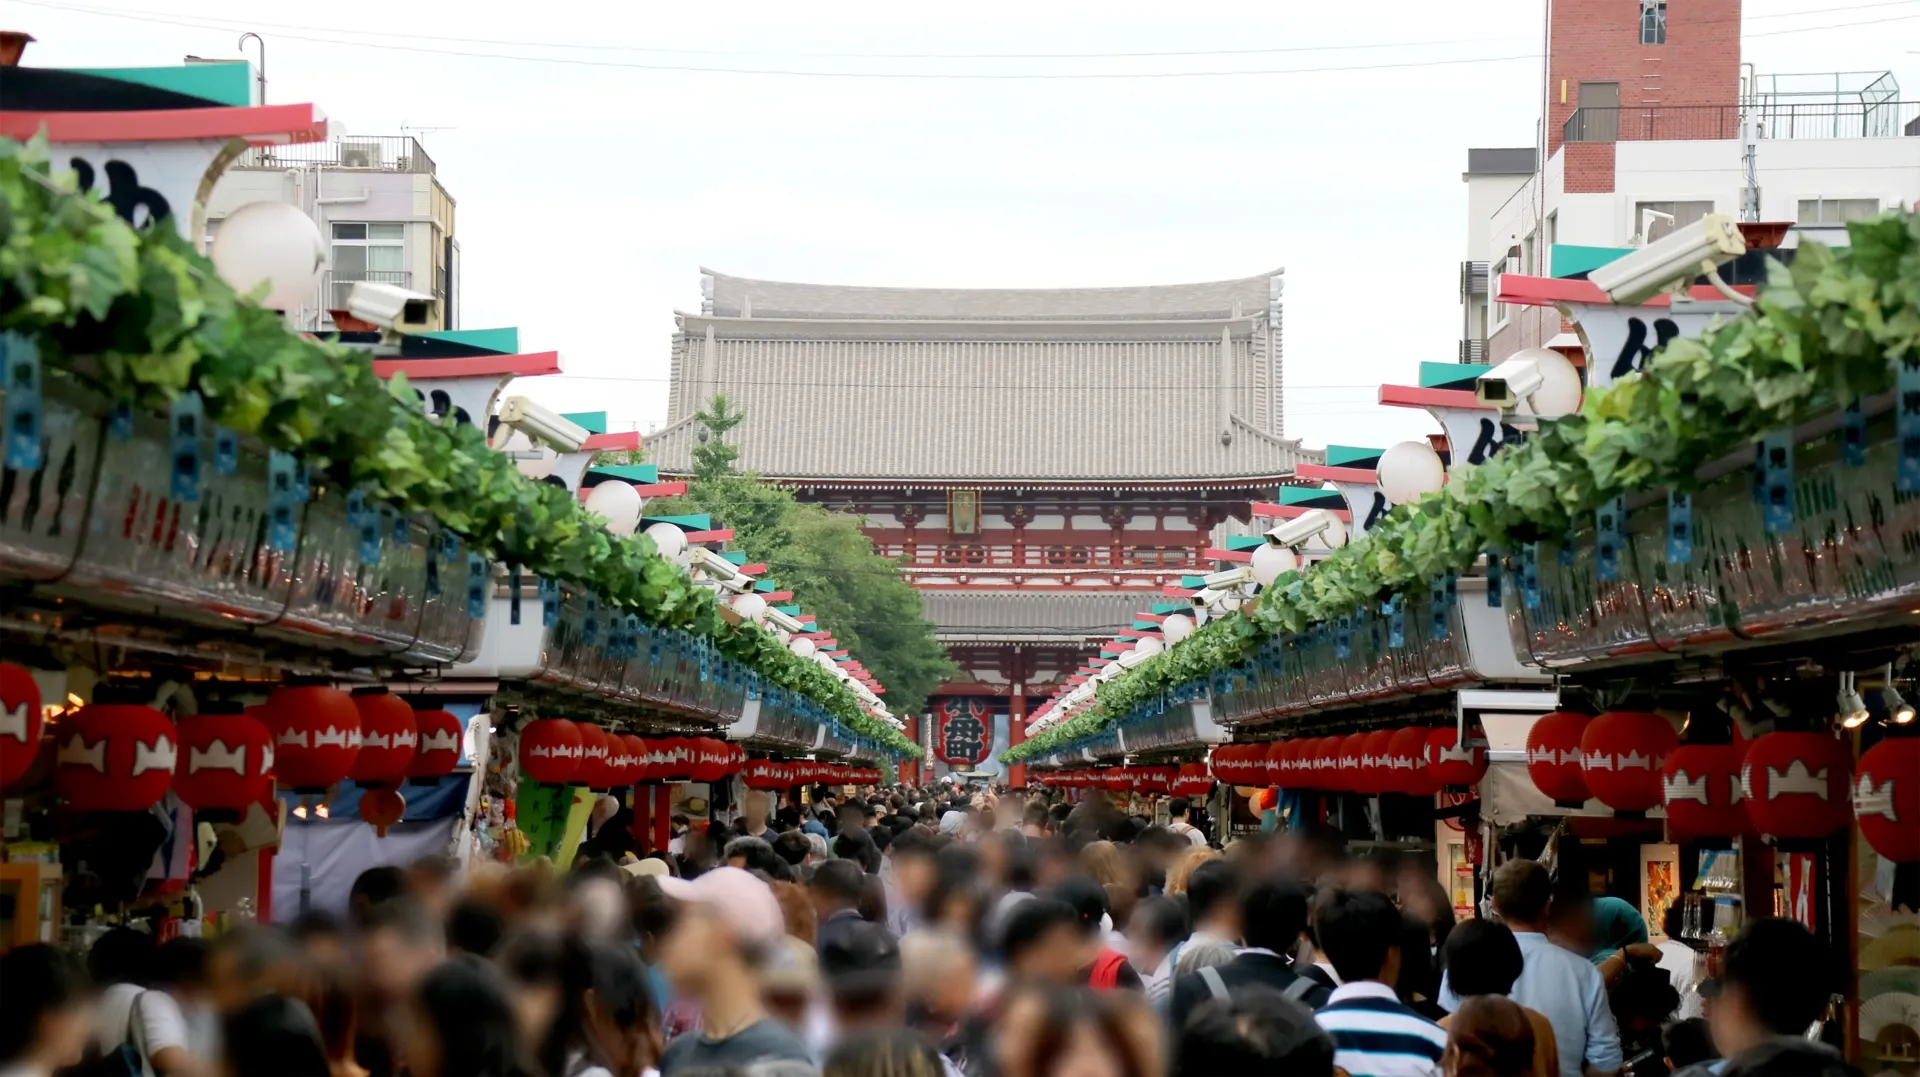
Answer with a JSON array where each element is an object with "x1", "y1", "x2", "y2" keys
[{"x1": 338, "y1": 141, "x2": 382, "y2": 169}]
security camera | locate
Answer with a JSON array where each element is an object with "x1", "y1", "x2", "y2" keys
[
  {"x1": 1191, "y1": 587, "x2": 1224, "y2": 611},
  {"x1": 1475, "y1": 355, "x2": 1545, "y2": 409},
  {"x1": 347, "y1": 281, "x2": 441, "y2": 334},
  {"x1": 491, "y1": 396, "x2": 590, "y2": 453},
  {"x1": 1589, "y1": 213, "x2": 1746, "y2": 306},
  {"x1": 1203, "y1": 566, "x2": 1255, "y2": 589},
  {"x1": 766, "y1": 609, "x2": 803, "y2": 634},
  {"x1": 1265, "y1": 509, "x2": 1335, "y2": 549}
]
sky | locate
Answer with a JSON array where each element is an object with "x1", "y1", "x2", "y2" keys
[{"x1": 10, "y1": 0, "x2": 1918, "y2": 452}]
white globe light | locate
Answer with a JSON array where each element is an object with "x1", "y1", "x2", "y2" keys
[
  {"x1": 1161, "y1": 613, "x2": 1194, "y2": 644},
  {"x1": 732, "y1": 592, "x2": 769, "y2": 623},
  {"x1": 814, "y1": 652, "x2": 836, "y2": 671},
  {"x1": 1133, "y1": 635, "x2": 1164, "y2": 658},
  {"x1": 583, "y1": 481, "x2": 643, "y2": 537},
  {"x1": 1512, "y1": 347, "x2": 1584, "y2": 419},
  {"x1": 1377, "y1": 440, "x2": 1447, "y2": 505},
  {"x1": 210, "y1": 200, "x2": 327, "y2": 311},
  {"x1": 643, "y1": 522, "x2": 688, "y2": 561},
  {"x1": 1303, "y1": 510, "x2": 1350, "y2": 551},
  {"x1": 832, "y1": 664, "x2": 850, "y2": 682},
  {"x1": 1250, "y1": 542, "x2": 1300, "y2": 586},
  {"x1": 788, "y1": 637, "x2": 817, "y2": 659}
]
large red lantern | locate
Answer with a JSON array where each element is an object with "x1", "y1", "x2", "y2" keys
[
  {"x1": 1209, "y1": 745, "x2": 1239, "y2": 784},
  {"x1": 742, "y1": 757, "x2": 786, "y2": 790},
  {"x1": 1527, "y1": 711, "x2": 1592, "y2": 804},
  {"x1": 1388, "y1": 727, "x2": 1438, "y2": 797},
  {"x1": 1134, "y1": 766, "x2": 1174, "y2": 794},
  {"x1": 1260, "y1": 740, "x2": 1285, "y2": 786},
  {"x1": 172, "y1": 709, "x2": 273, "y2": 812},
  {"x1": 1581, "y1": 711, "x2": 1677, "y2": 813},
  {"x1": 0, "y1": 662, "x2": 44, "y2": 790},
  {"x1": 349, "y1": 690, "x2": 418, "y2": 786},
  {"x1": 56, "y1": 704, "x2": 176, "y2": 811},
  {"x1": 620, "y1": 734, "x2": 650, "y2": 787},
  {"x1": 1856, "y1": 738, "x2": 1920, "y2": 863},
  {"x1": 518, "y1": 718, "x2": 584, "y2": 785},
  {"x1": 1741, "y1": 732, "x2": 1853, "y2": 841},
  {"x1": 660, "y1": 737, "x2": 698, "y2": 781},
  {"x1": 602, "y1": 734, "x2": 635, "y2": 787},
  {"x1": 1099, "y1": 767, "x2": 1129, "y2": 792},
  {"x1": 575, "y1": 724, "x2": 615, "y2": 789},
  {"x1": 1335, "y1": 735, "x2": 1366, "y2": 793},
  {"x1": 408, "y1": 709, "x2": 463, "y2": 782},
  {"x1": 692, "y1": 737, "x2": 733, "y2": 782},
  {"x1": 263, "y1": 685, "x2": 361, "y2": 791},
  {"x1": 1425, "y1": 727, "x2": 1488, "y2": 788},
  {"x1": 1362, "y1": 730, "x2": 1396, "y2": 795},
  {"x1": 1171, "y1": 762, "x2": 1212, "y2": 797},
  {"x1": 1661, "y1": 744, "x2": 1748, "y2": 841}
]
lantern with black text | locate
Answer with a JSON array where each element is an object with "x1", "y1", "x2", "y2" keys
[
  {"x1": 0, "y1": 662, "x2": 43, "y2": 790},
  {"x1": 1527, "y1": 711, "x2": 1592, "y2": 804},
  {"x1": 518, "y1": 719, "x2": 584, "y2": 785},
  {"x1": 1741, "y1": 732, "x2": 1852, "y2": 841},
  {"x1": 172, "y1": 709, "x2": 273, "y2": 812},
  {"x1": 1661, "y1": 744, "x2": 1748, "y2": 841},
  {"x1": 57, "y1": 704, "x2": 176, "y2": 811},
  {"x1": 1388, "y1": 727, "x2": 1438, "y2": 797},
  {"x1": 1425, "y1": 727, "x2": 1487, "y2": 788},
  {"x1": 1582, "y1": 711, "x2": 1677, "y2": 813},
  {"x1": 263, "y1": 685, "x2": 361, "y2": 791},
  {"x1": 1855, "y1": 738, "x2": 1919, "y2": 863},
  {"x1": 408, "y1": 709, "x2": 463, "y2": 782},
  {"x1": 349, "y1": 690, "x2": 418, "y2": 786}
]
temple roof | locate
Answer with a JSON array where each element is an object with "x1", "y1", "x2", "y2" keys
[
  {"x1": 702, "y1": 268, "x2": 1282, "y2": 322},
  {"x1": 651, "y1": 268, "x2": 1312, "y2": 483},
  {"x1": 920, "y1": 591, "x2": 1147, "y2": 641}
]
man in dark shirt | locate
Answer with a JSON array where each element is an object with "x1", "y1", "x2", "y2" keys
[
  {"x1": 1054, "y1": 876, "x2": 1143, "y2": 991},
  {"x1": 1170, "y1": 874, "x2": 1330, "y2": 1030},
  {"x1": 656, "y1": 867, "x2": 816, "y2": 1077}
]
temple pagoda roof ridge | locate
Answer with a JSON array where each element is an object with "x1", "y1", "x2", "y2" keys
[{"x1": 699, "y1": 266, "x2": 1284, "y2": 323}]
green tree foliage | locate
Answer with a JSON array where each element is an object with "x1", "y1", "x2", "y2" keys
[{"x1": 660, "y1": 395, "x2": 955, "y2": 715}]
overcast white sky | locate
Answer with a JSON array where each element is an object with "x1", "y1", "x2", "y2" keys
[{"x1": 11, "y1": 0, "x2": 1917, "y2": 450}]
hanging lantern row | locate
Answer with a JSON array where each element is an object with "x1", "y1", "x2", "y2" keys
[
  {"x1": 1038, "y1": 764, "x2": 1211, "y2": 796},
  {"x1": 1207, "y1": 727, "x2": 1488, "y2": 794},
  {"x1": 740, "y1": 758, "x2": 885, "y2": 790},
  {"x1": 519, "y1": 721, "x2": 759, "y2": 788}
]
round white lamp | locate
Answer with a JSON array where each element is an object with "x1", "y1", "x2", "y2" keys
[
  {"x1": 210, "y1": 201, "x2": 327, "y2": 311},
  {"x1": 1377, "y1": 440, "x2": 1447, "y2": 505},
  {"x1": 773, "y1": 626, "x2": 792, "y2": 643},
  {"x1": 1133, "y1": 635, "x2": 1164, "y2": 658},
  {"x1": 1250, "y1": 542, "x2": 1300, "y2": 586},
  {"x1": 814, "y1": 652, "x2": 837, "y2": 672},
  {"x1": 788, "y1": 637, "x2": 817, "y2": 659},
  {"x1": 583, "y1": 482, "x2": 643, "y2": 537},
  {"x1": 732, "y1": 592, "x2": 769, "y2": 623},
  {"x1": 1161, "y1": 613, "x2": 1195, "y2": 645},
  {"x1": 643, "y1": 522, "x2": 688, "y2": 561},
  {"x1": 1511, "y1": 347, "x2": 1584, "y2": 419},
  {"x1": 1302, "y1": 509, "x2": 1350, "y2": 551}
]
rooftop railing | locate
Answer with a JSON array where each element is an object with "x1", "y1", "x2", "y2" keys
[
  {"x1": 1564, "y1": 101, "x2": 1919, "y2": 143},
  {"x1": 237, "y1": 135, "x2": 436, "y2": 175}
]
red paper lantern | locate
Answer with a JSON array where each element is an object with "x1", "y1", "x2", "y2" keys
[
  {"x1": 0, "y1": 662, "x2": 44, "y2": 790},
  {"x1": 1258, "y1": 740, "x2": 1283, "y2": 786},
  {"x1": 172, "y1": 709, "x2": 274, "y2": 812},
  {"x1": 741, "y1": 758, "x2": 785, "y2": 790},
  {"x1": 1209, "y1": 745, "x2": 1237, "y2": 783},
  {"x1": 574, "y1": 724, "x2": 615, "y2": 789},
  {"x1": 1741, "y1": 732, "x2": 1853, "y2": 841},
  {"x1": 658, "y1": 737, "x2": 696, "y2": 781},
  {"x1": 691, "y1": 737, "x2": 731, "y2": 782},
  {"x1": 1527, "y1": 711, "x2": 1592, "y2": 804},
  {"x1": 56, "y1": 704, "x2": 176, "y2": 811},
  {"x1": 263, "y1": 685, "x2": 361, "y2": 791},
  {"x1": 1661, "y1": 744, "x2": 1748, "y2": 841},
  {"x1": 603, "y1": 734, "x2": 635, "y2": 787},
  {"x1": 518, "y1": 718, "x2": 584, "y2": 785},
  {"x1": 1856, "y1": 738, "x2": 1920, "y2": 863},
  {"x1": 360, "y1": 786, "x2": 407, "y2": 837},
  {"x1": 1332, "y1": 734, "x2": 1365, "y2": 793},
  {"x1": 408, "y1": 709, "x2": 463, "y2": 781},
  {"x1": 1134, "y1": 766, "x2": 1174, "y2": 794},
  {"x1": 620, "y1": 734, "x2": 650, "y2": 787},
  {"x1": 349, "y1": 690, "x2": 418, "y2": 786},
  {"x1": 1388, "y1": 727, "x2": 1439, "y2": 797},
  {"x1": 1581, "y1": 711, "x2": 1677, "y2": 813},
  {"x1": 1425, "y1": 727, "x2": 1488, "y2": 787},
  {"x1": 1361, "y1": 730, "x2": 1396, "y2": 795},
  {"x1": 1171, "y1": 762, "x2": 1212, "y2": 797}
]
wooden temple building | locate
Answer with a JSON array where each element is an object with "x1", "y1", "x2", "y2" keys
[{"x1": 644, "y1": 268, "x2": 1315, "y2": 776}]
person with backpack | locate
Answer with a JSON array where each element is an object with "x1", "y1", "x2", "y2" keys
[
  {"x1": 1052, "y1": 876, "x2": 1142, "y2": 992},
  {"x1": 81, "y1": 928, "x2": 195, "y2": 1077},
  {"x1": 1168, "y1": 874, "x2": 1331, "y2": 1033},
  {"x1": 1165, "y1": 798, "x2": 1208, "y2": 848}
]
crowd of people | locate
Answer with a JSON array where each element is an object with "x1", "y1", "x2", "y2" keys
[{"x1": 0, "y1": 780, "x2": 1858, "y2": 1077}]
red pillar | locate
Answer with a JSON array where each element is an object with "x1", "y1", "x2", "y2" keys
[{"x1": 1008, "y1": 688, "x2": 1028, "y2": 788}]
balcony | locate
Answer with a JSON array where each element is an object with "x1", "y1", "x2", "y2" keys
[
  {"x1": 1565, "y1": 100, "x2": 1919, "y2": 143},
  {"x1": 323, "y1": 269, "x2": 411, "y2": 313},
  {"x1": 237, "y1": 135, "x2": 437, "y2": 175},
  {"x1": 1459, "y1": 260, "x2": 1489, "y2": 301},
  {"x1": 1459, "y1": 338, "x2": 1486, "y2": 364}
]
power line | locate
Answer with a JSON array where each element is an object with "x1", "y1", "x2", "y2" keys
[
  {"x1": 552, "y1": 374, "x2": 1380, "y2": 390},
  {"x1": 1747, "y1": 10, "x2": 1920, "y2": 34}
]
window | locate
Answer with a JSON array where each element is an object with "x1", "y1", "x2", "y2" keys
[
  {"x1": 1522, "y1": 230, "x2": 1536, "y2": 276},
  {"x1": 1797, "y1": 198, "x2": 1880, "y2": 225},
  {"x1": 329, "y1": 222, "x2": 406, "y2": 308},
  {"x1": 1640, "y1": 0, "x2": 1666, "y2": 44},
  {"x1": 1544, "y1": 211, "x2": 1558, "y2": 276},
  {"x1": 1633, "y1": 200, "x2": 1714, "y2": 243}
]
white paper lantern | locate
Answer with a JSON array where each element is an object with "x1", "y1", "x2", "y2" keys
[
  {"x1": 788, "y1": 637, "x2": 817, "y2": 659},
  {"x1": 1250, "y1": 542, "x2": 1300, "y2": 586},
  {"x1": 583, "y1": 481, "x2": 643, "y2": 536},
  {"x1": 1512, "y1": 347, "x2": 1584, "y2": 419},
  {"x1": 1133, "y1": 635, "x2": 1164, "y2": 658},
  {"x1": 732, "y1": 592, "x2": 769, "y2": 624},
  {"x1": 1161, "y1": 613, "x2": 1195, "y2": 645},
  {"x1": 210, "y1": 201, "x2": 327, "y2": 311},
  {"x1": 644, "y1": 522, "x2": 688, "y2": 561},
  {"x1": 1377, "y1": 441, "x2": 1447, "y2": 505}
]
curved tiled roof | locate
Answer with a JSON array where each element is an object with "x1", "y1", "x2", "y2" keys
[
  {"x1": 702, "y1": 268, "x2": 1282, "y2": 322},
  {"x1": 919, "y1": 591, "x2": 1148, "y2": 638}
]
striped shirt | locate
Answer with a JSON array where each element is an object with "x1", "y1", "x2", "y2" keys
[{"x1": 1313, "y1": 981, "x2": 1448, "y2": 1077}]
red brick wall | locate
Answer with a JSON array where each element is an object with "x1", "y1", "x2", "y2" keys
[
  {"x1": 1546, "y1": 0, "x2": 1742, "y2": 157},
  {"x1": 1563, "y1": 142, "x2": 1618, "y2": 193}
]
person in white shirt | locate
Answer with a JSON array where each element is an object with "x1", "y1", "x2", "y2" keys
[
  {"x1": 1171, "y1": 860, "x2": 1242, "y2": 979},
  {"x1": 86, "y1": 928, "x2": 195, "y2": 1077},
  {"x1": 1166, "y1": 797, "x2": 1208, "y2": 847},
  {"x1": 0, "y1": 944, "x2": 94, "y2": 1077},
  {"x1": 1654, "y1": 901, "x2": 1705, "y2": 1020}
]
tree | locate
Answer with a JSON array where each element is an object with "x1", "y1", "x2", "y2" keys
[{"x1": 657, "y1": 394, "x2": 954, "y2": 715}]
